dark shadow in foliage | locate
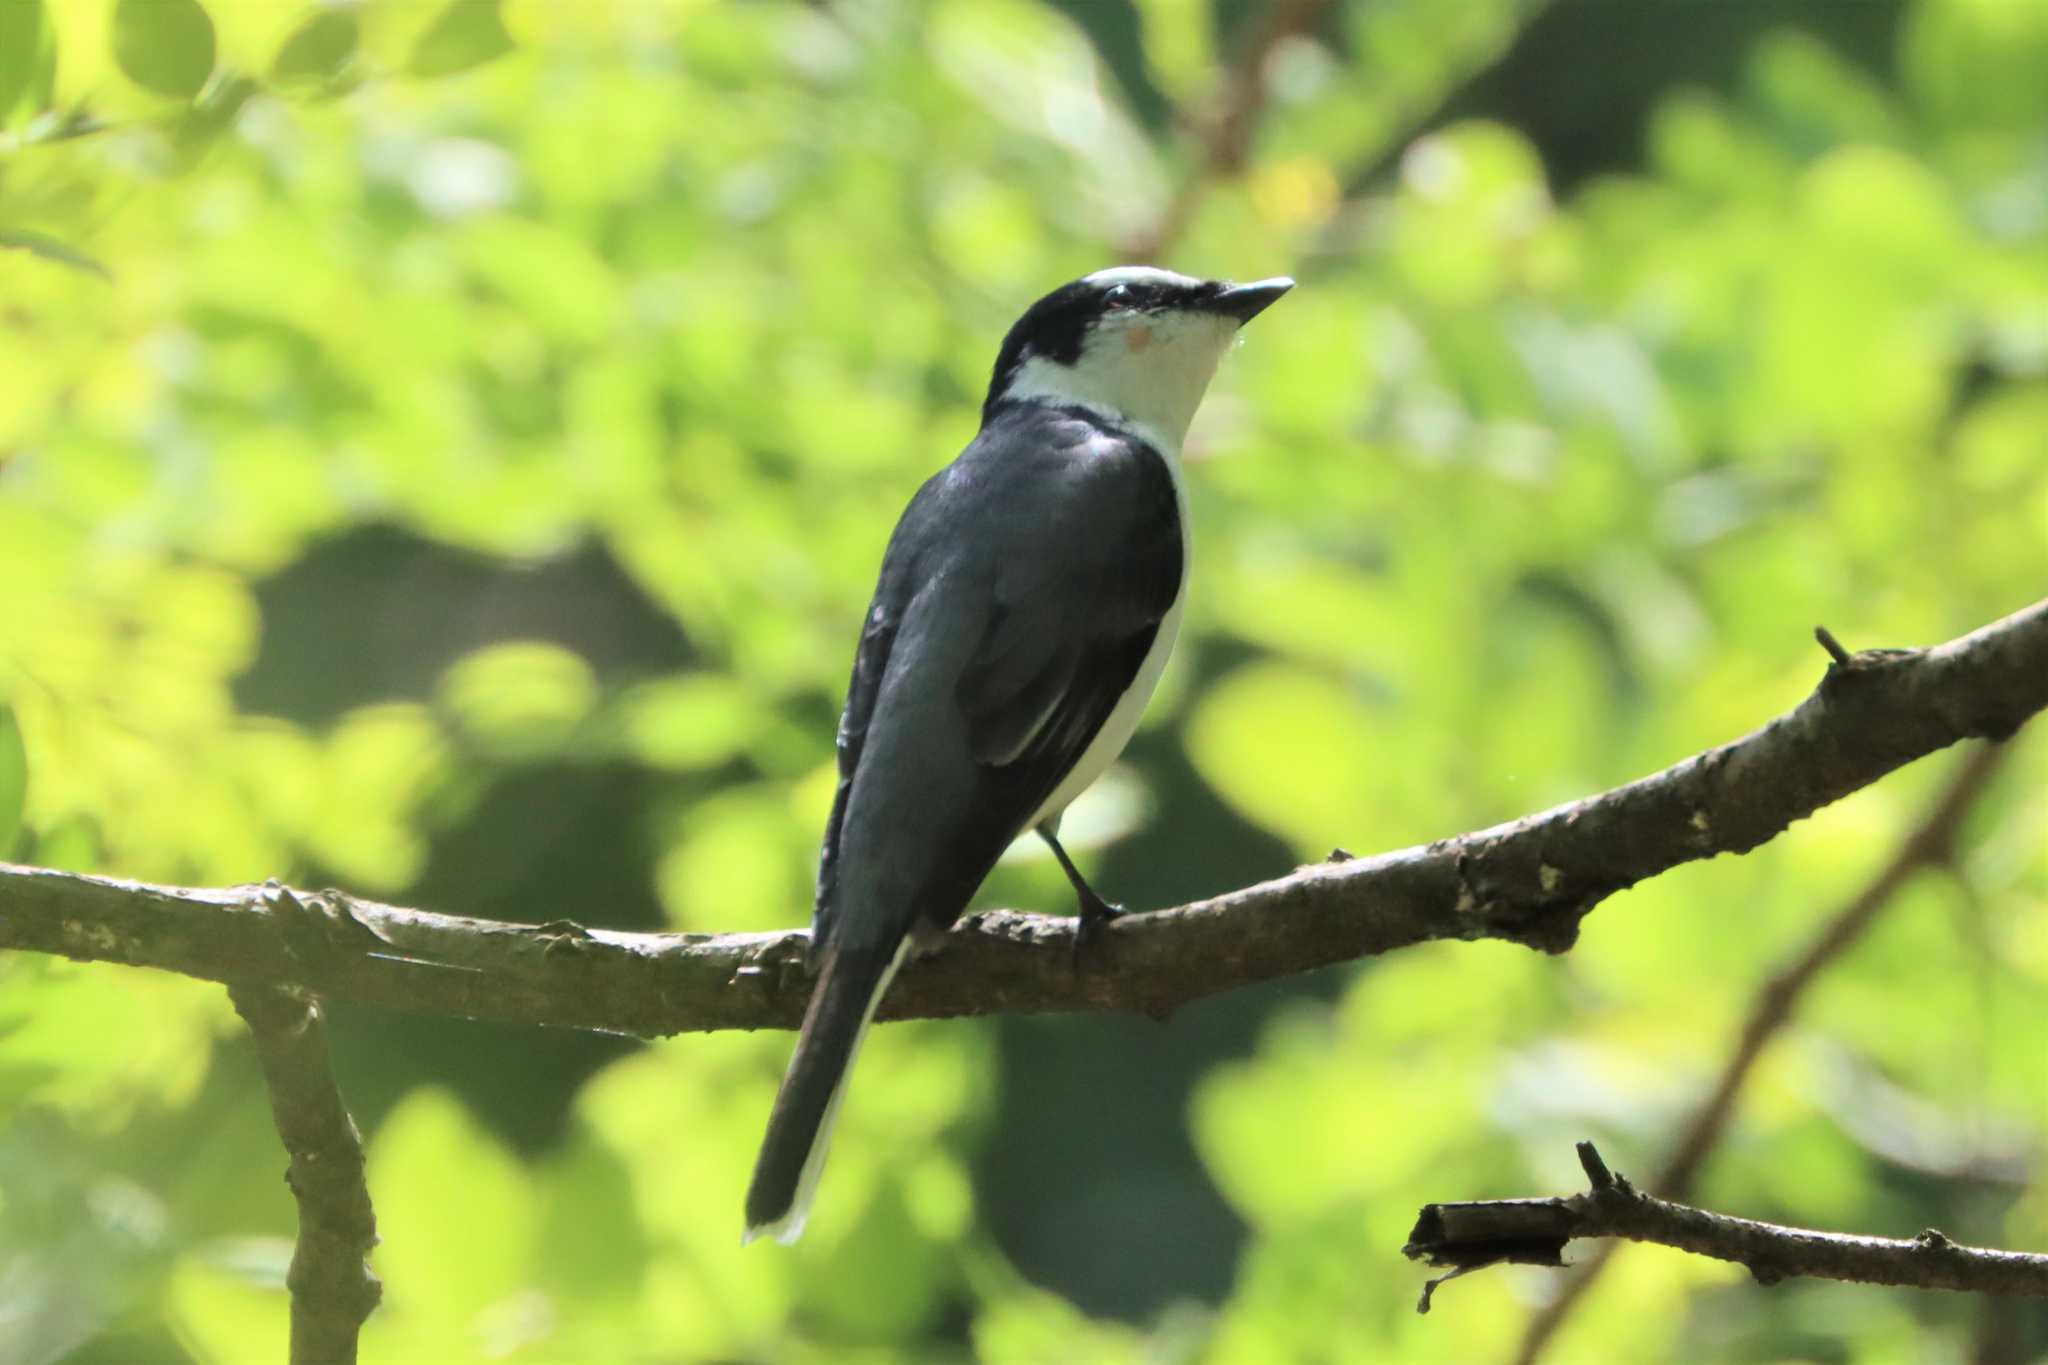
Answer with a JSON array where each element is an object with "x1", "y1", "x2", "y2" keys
[
  {"x1": 1043, "y1": 0, "x2": 1173, "y2": 131},
  {"x1": 1351, "y1": 0, "x2": 1907, "y2": 192},
  {"x1": 323, "y1": 761, "x2": 670, "y2": 1154},
  {"x1": 241, "y1": 524, "x2": 694, "y2": 1151},
  {"x1": 237, "y1": 523, "x2": 694, "y2": 725}
]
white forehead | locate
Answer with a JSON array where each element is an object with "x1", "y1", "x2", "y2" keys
[{"x1": 1082, "y1": 265, "x2": 1203, "y2": 290}]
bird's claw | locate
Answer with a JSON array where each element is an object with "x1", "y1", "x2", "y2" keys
[{"x1": 1070, "y1": 895, "x2": 1124, "y2": 971}]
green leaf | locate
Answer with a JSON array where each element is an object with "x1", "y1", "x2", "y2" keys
[
  {"x1": 0, "y1": 0, "x2": 50, "y2": 121},
  {"x1": 1904, "y1": 0, "x2": 2048, "y2": 133},
  {"x1": 0, "y1": 705, "x2": 24, "y2": 859},
  {"x1": 408, "y1": 0, "x2": 515, "y2": 78},
  {"x1": 0, "y1": 229, "x2": 109, "y2": 279},
  {"x1": 271, "y1": 8, "x2": 359, "y2": 90},
  {"x1": 112, "y1": 0, "x2": 217, "y2": 100},
  {"x1": 534, "y1": 1133, "x2": 649, "y2": 1303},
  {"x1": 170, "y1": 72, "x2": 257, "y2": 163},
  {"x1": 368, "y1": 1089, "x2": 537, "y2": 1324},
  {"x1": 438, "y1": 640, "x2": 597, "y2": 757},
  {"x1": 1185, "y1": 662, "x2": 1401, "y2": 851},
  {"x1": 29, "y1": 814, "x2": 102, "y2": 872},
  {"x1": 615, "y1": 674, "x2": 767, "y2": 772}
]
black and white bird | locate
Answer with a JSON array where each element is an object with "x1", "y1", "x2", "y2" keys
[{"x1": 743, "y1": 265, "x2": 1293, "y2": 1244}]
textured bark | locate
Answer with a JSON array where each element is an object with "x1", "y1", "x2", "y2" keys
[
  {"x1": 228, "y1": 986, "x2": 381, "y2": 1364},
  {"x1": 1407, "y1": 1143, "x2": 2048, "y2": 1311},
  {"x1": 1510, "y1": 739, "x2": 2011, "y2": 1363},
  {"x1": 0, "y1": 598, "x2": 2043, "y2": 1035}
]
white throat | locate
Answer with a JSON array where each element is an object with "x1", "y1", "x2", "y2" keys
[{"x1": 1004, "y1": 311, "x2": 1238, "y2": 458}]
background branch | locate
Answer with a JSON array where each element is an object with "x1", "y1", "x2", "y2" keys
[
  {"x1": 1124, "y1": 0, "x2": 1337, "y2": 260},
  {"x1": 1407, "y1": 1142, "x2": 2048, "y2": 1307},
  {"x1": 1510, "y1": 738, "x2": 2012, "y2": 1363},
  {"x1": 1, "y1": 598, "x2": 2043, "y2": 1035},
  {"x1": 227, "y1": 985, "x2": 381, "y2": 1365}
]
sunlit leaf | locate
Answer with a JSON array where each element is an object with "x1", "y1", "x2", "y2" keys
[
  {"x1": 1128, "y1": 0, "x2": 1212, "y2": 104},
  {"x1": 368, "y1": 1089, "x2": 537, "y2": 1326},
  {"x1": 655, "y1": 789, "x2": 804, "y2": 933},
  {"x1": 0, "y1": 959, "x2": 225, "y2": 1117},
  {"x1": 408, "y1": 0, "x2": 515, "y2": 78},
  {"x1": 576, "y1": 1046, "x2": 794, "y2": 1355},
  {"x1": 614, "y1": 673, "x2": 767, "y2": 772},
  {"x1": 534, "y1": 1132, "x2": 649, "y2": 1304},
  {"x1": 112, "y1": 0, "x2": 217, "y2": 99},
  {"x1": 0, "y1": 704, "x2": 24, "y2": 857},
  {"x1": 163, "y1": 1255, "x2": 288, "y2": 1365},
  {"x1": 269, "y1": 8, "x2": 359, "y2": 90},
  {"x1": 0, "y1": 0, "x2": 51, "y2": 121},
  {"x1": 0, "y1": 230, "x2": 111, "y2": 280},
  {"x1": 28, "y1": 813, "x2": 103, "y2": 872},
  {"x1": 1185, "y1": 662, "x2": 1391, "y2": 850},
  {"x1": 305, "y1": 705, "x2": 446, "y2": 890},
  {"x1": 1904, "y1": 0, "x2": 2048, "y2": 132},
  {"x1": 438, "y1": 640, "x2": 598, "y2": 757}
]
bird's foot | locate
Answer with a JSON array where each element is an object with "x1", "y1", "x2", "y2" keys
[{"x1": 1070, "y1": 890, "x2": 1124, "y2": 971}]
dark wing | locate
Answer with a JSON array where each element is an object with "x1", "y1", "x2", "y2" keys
[
  {"x1": 952, "y1": 423, "x2": 1183, "y2": 813},
  {"x1": 812, "y1": 602, "x2": 891, "y2": 953},
  {"x1": 814, "y1": 414, "x2": 1183, "y2": 949},
  {"x1": 812, "y1": 483, "x2": 932, "y2": 953}
]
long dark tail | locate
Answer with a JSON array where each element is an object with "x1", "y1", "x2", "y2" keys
[{"x1": 743, "y1": 938, "x2": 908, "y2": 1243}]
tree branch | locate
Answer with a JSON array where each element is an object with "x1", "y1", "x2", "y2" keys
[
  {"x1": 228, "y1": 984, "x2": 381, "y2": 1364},
  {"x1": 1406, "y1": 1142, "x2": 2048, "y2": 1310},
  {"x1": 1510, "y1": 738, "x2": 2011, "y2": 1363},
  {"x1": 0, "y1": 597, "x2": 2043, "y2": 1035}
]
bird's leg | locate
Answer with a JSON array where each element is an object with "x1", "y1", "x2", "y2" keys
[{"x1": 1036, "y1": 823, "x2": 1122, "y2": 966}]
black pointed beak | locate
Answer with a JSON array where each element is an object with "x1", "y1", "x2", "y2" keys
[{"x1": 1210, "y1": 276, "x2": 1294, "y2": 324}]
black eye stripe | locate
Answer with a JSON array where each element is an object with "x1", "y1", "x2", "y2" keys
[{"x1": 985, "y1": 272, "x2": 1210, "y2": 421}]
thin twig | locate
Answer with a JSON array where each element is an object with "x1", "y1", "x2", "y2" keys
[
  {"x1": 1408, "y1": 1142, "x2": 2048, "y2": 1305},
  {"x1": 1125, "y1": 0, "x2": 1337, "y2": 261},
  {"x1": 228, "y1": 985, "x2": 381, "y2": 1365},
  {"x1": 1507, "y1": 740, "x2": 2011, "y2": 1363},
  {"x1": 1, "y1": 599, "x2": 2044, "y2": 1035}
]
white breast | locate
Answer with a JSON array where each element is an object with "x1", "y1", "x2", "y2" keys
[{"x1": 1026, "y1": 449, "x2": 1190, "y2": 831}]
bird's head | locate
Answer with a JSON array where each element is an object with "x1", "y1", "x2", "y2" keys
[{"x1": 983, "y1": 266, "x2": 1293, "y2": 451}]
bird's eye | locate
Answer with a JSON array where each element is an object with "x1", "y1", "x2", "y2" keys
[{"x1": 1104, "y1": 284, "x2": 1134, "y2": 309}]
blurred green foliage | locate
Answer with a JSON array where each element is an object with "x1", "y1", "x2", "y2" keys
[{"x1": 2, "y1": 0, "x2": 2046, "y2": 1360}]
